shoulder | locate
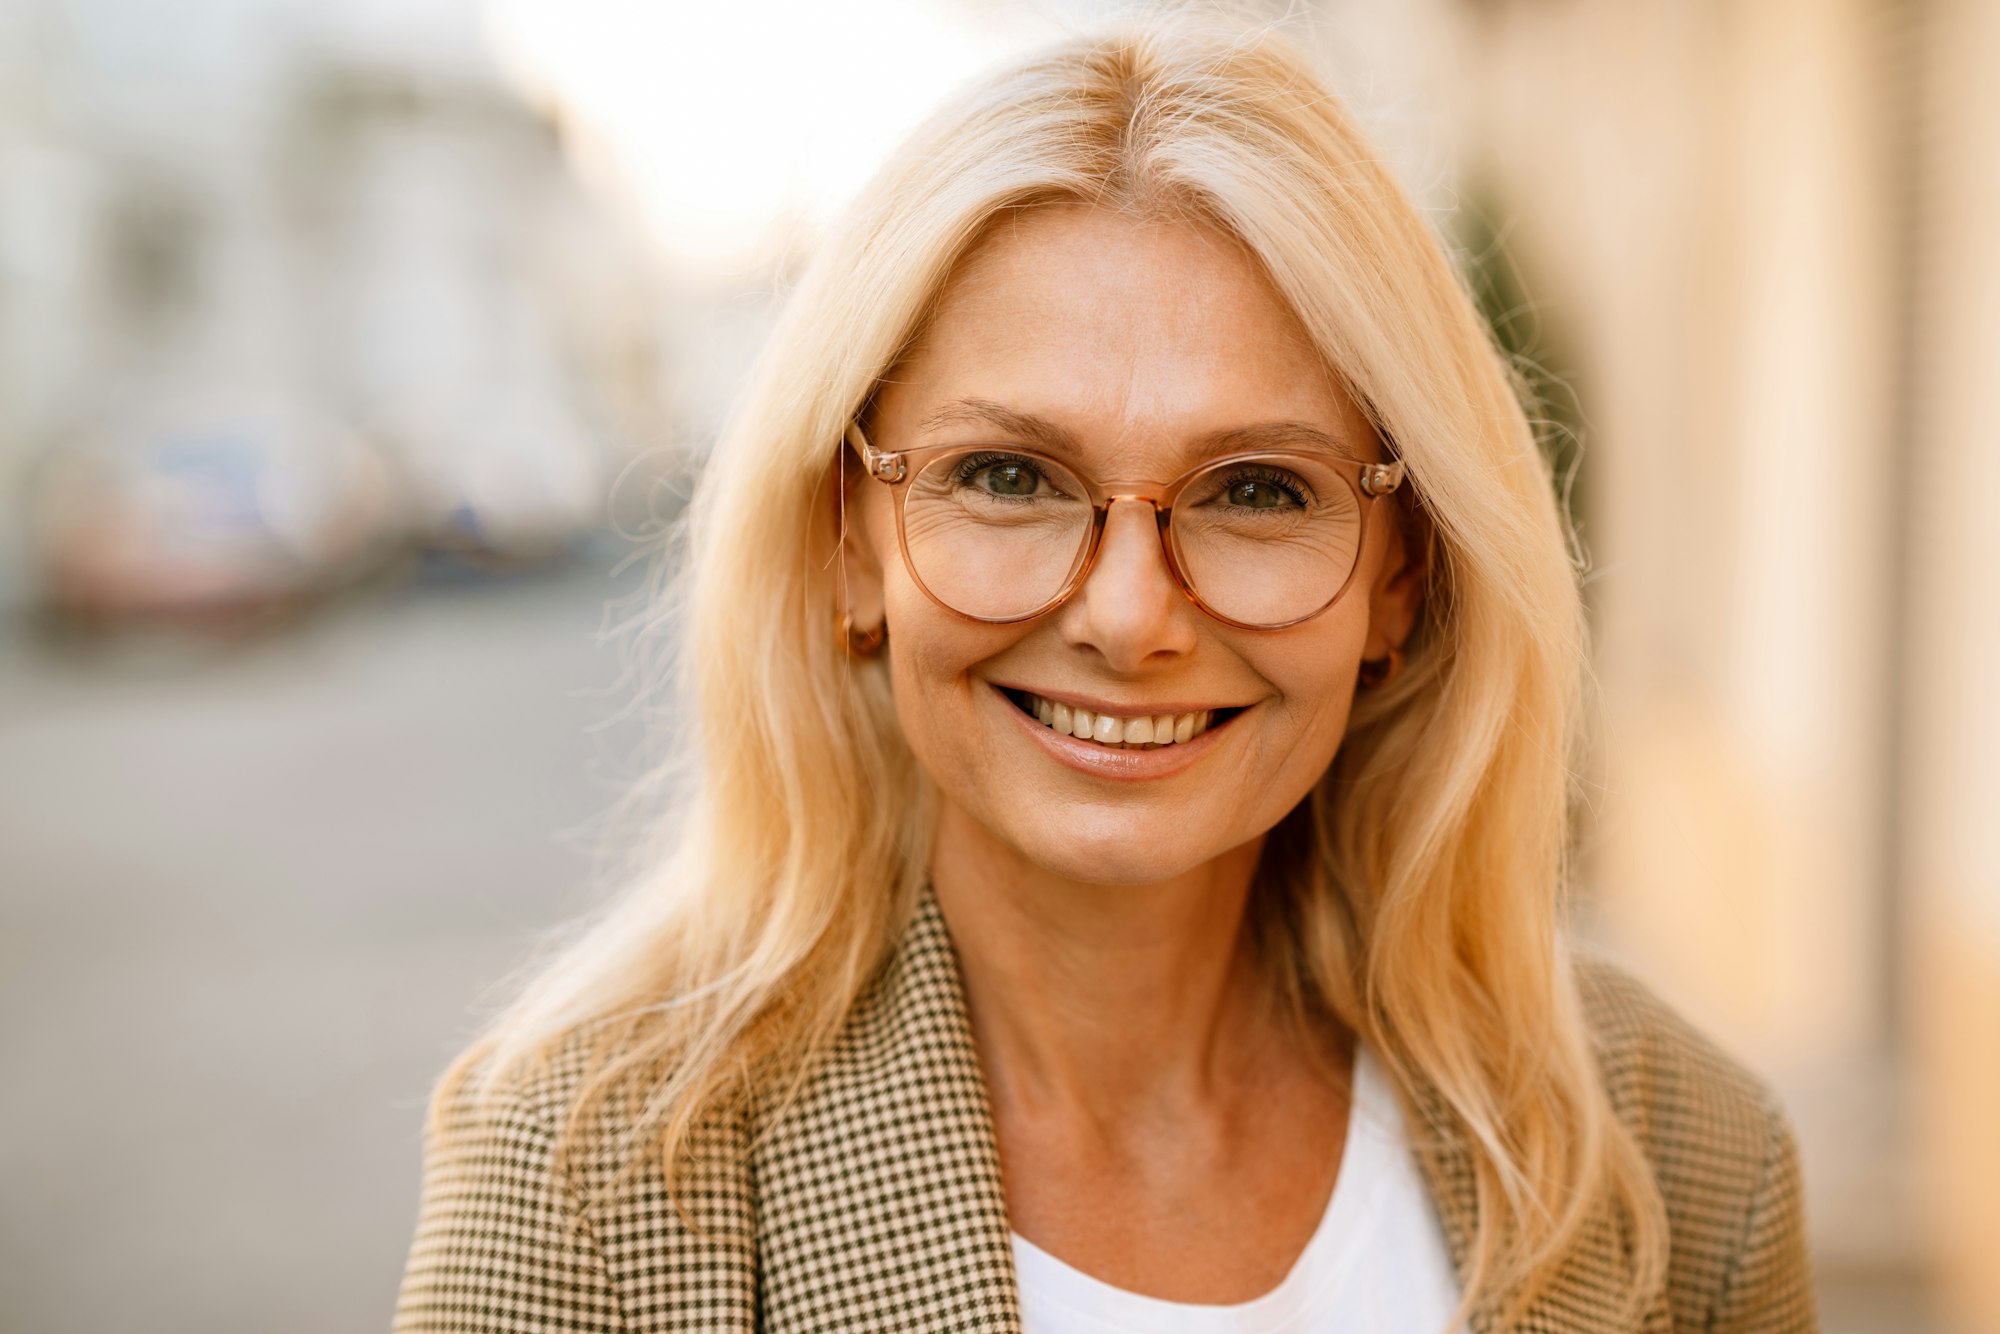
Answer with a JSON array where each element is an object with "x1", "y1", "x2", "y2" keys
[
  {"x1": 394, "y1": 1030, "x2": 626, "y2": 1332},
  {"x1": 423, "y1": 1021, "x2": 750, "y2": 1183},
  {"x1": 394, "y1": 1025, "x2": 758, "y2": 1333},
  {"x1": 418, "y1": 1024, "x2": 628, "y2": 1199},
  {"x1": 1569, "y1": 953, "x2": 1781, "y2": 1151},
  {"x1": 1569, "y1": 953, "x2": 1819, "y2": 1332}
]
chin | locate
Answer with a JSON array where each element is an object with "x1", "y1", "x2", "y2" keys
[
  {"x1": 993, "y1": 806, "x2": 1237, "y2": 888},
  {"x1": 1018, "y1": 850, "x2": 1214, "y2": 888}
]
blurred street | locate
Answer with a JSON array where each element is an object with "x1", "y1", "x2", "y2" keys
[{"x1": 0, "y1": 550, "x2": 653, "y2": 1333}]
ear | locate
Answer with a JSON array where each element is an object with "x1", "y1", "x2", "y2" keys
[
  {"x1": 835, "y1": 439, "x2": 888, "y2": 635},
  {"x1": 1363, "y1": 493, "x2": 1430, "y2": 659}
]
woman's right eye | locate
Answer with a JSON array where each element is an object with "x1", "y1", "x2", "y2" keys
[
  {"x1": 977, "y1": 463, "x2": 1039, "y2": 496},
  {"x1": 955, "y1": 453, "x2": 1045, "y2": 497}
]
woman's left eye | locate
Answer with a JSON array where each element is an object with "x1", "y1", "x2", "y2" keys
[{"x1": 1226, "y1": 479, "x2": 1287, "y2": 508}]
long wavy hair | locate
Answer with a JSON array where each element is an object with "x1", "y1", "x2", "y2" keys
[{"x1": 434, "y1": 16, "x2": 1668, "y2": 1327}]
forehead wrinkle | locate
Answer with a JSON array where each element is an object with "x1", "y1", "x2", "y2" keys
[
  {"x1": 916, "y1": 398, "x2": 1082, "y2": 455},
  {"x1": 1199, "y1": 420, "x2": 1370, "y2": 464}
]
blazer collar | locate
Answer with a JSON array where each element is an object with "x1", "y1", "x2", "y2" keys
[{"x1": 749, "y1": 884, "x2": 1493, "y2": 1332}]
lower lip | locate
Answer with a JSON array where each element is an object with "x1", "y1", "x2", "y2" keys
[{"x1": 991, "y1": 685, "x2": 1238, "y2": 782}]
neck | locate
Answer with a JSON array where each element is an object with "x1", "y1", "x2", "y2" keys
[{"x1": 928, "y1": 802, "x2": 1287, "y2": 1135}]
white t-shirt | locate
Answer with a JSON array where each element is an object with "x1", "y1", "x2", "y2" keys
[{"x1": 1010, "y1": 1043, "x2": 1467, "y2": 1334}]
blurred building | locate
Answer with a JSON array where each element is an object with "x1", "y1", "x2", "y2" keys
[
  {"x1": 0, "y1": 0, "x2": 670, "y2": 627},
  {"x1": 1406, "y1": 1, "x2": 1998, "y2": 1329}
]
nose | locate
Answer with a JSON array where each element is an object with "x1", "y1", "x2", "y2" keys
[{"x1": 1055, "y1": 496, "x2": 1199, "y2": 668}]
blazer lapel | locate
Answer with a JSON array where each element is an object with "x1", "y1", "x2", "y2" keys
[
  {"x1": 750, "y1": 886, "x2": 1024, "y2": 1333},
  {"x1": 1404, "y1": 1072, "x2": 1494, "y2": 1329}
]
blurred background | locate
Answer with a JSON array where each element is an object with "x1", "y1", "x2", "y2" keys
[{"x1": 0, "y1": 0, "x2": 1993, "y2": 1330}]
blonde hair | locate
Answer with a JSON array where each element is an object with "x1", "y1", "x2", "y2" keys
[{"x1": 436, "y1": 16, "x2": 1668, "y2": 1327}]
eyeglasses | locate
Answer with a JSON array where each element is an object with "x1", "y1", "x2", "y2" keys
[{"x1": 846, "y1": 423, "x2": 1406, "y2": 630}]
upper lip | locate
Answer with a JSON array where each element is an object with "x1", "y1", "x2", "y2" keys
[{"x1": 990, "y1": 682, "x2": 1247, "y2": 717}]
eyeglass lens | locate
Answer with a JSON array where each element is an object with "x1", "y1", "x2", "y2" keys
[{"x1": 900, "y1": 448, "x2": 1365, "y2": 626}]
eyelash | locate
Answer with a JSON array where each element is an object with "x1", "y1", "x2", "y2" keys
[
  {"x1": 952, "y1": 451, "x2": 1052, "y2": 488},
  {"x1": 1213, "y1": 465, "x2": 1312, "y2": 506}
]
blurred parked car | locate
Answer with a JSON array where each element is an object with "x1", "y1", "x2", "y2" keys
[{"x1": 24, "y1": 389, "x2": 405, "y2": 632}]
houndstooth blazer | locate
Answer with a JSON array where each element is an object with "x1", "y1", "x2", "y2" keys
[{"x1": 393, "y1": 884, "x2": 1817, "y2": 1332}]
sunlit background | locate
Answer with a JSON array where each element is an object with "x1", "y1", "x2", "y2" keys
[{"x1": 1, "y1": 0, "x2": 1994, "y2": 1330}]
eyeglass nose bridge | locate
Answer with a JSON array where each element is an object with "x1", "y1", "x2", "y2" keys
[
  {"x1": 1060, "y1": 490, "x2": 1194, "y2": 616},
  {"x1": 1089, "y1": 488, "x2": 1176, "y2": 526},
  {"x1": 1094, "y1": 484, "x2": 1177, "y2": 517}
]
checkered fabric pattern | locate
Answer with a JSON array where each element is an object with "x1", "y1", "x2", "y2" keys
[
  {"x1": 392, "y1": 1016, "x2": 758, "y2": 1332},
  {"x1": 1406, "y1": 959, "x2": 1818, "y2": 1332},
  {"x1": 394, "y1": 885, "x2": 1817, "y2": 1331}
]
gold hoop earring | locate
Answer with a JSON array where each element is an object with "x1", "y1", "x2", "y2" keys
[
  {"x1": 1357, "y1": 646, "x2": 1403, "y2": 690},
  {"x1": 838, "y1": 612, "x2": 886, "y2": 657}
]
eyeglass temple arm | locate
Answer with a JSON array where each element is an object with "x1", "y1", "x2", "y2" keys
[
  {"x1": 847, "y1": 424, "x2": 907, "y2": 484},
  {"x1": 849, "y1": 422, "x2": 1407, "y2": 495}
]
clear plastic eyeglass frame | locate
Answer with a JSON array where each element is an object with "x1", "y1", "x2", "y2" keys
[{"x1": 844, "y1": 423, "x2": 1407, "y2": 631}]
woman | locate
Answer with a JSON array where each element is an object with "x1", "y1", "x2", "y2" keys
[{"x1": 394, "y1": 19, "x2": 1815, "y2": 1333}]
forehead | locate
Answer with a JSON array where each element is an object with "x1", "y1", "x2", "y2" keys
[{"x1": 883, "y1": 203, "x2": 1373, "y2": 468}]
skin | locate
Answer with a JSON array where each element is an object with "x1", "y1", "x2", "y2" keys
[{"x1": 839, "y1": 203, "x2": 1427, "y2": 1303}]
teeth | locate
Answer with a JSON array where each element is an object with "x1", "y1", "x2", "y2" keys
[{"x1": 1016, "y1": 693, "x2": 1219, "y2": 749}]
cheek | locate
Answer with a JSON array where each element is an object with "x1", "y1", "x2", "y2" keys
[
  {"x1": 880, "y1": 582, "x2": 1014, "y2": 751},
  {"x1": 1256, "y1": 614, "x2": 1369, "y2": 757}
]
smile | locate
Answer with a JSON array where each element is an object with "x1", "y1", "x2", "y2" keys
[{"x1": 998, "y1": 688, "x2": 1246, "y2": 750}]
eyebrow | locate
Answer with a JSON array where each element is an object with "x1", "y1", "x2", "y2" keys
[{"x1": 916, "y1": 397, "x2": 1370, "y2": 464}]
